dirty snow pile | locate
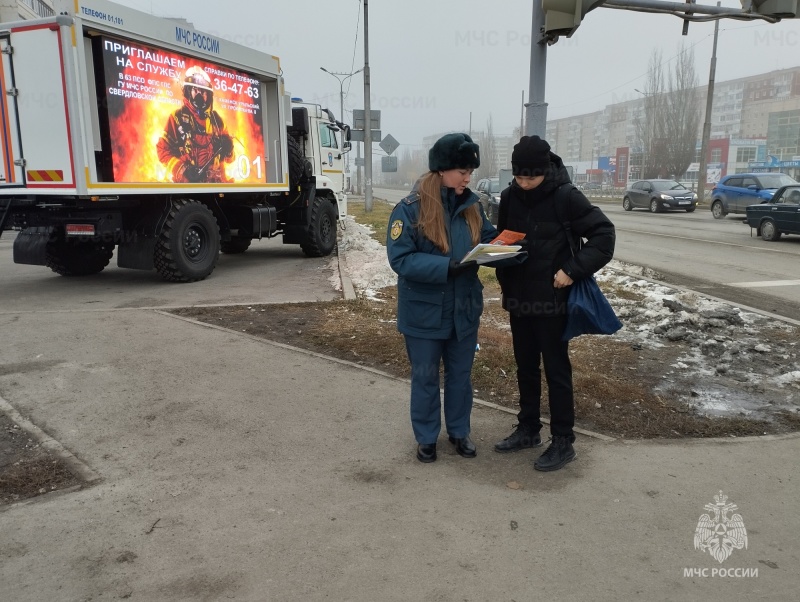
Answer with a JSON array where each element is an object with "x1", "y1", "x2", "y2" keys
[{"x1": 331, "y1": 216, "x2": 799, "y2": 419}]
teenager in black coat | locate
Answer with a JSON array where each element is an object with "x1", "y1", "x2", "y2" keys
[{"x1": 494, "y1": 136, "x2": 616, "y2": 471}]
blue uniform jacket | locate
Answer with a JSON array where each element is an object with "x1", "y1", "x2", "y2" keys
[{"x1": 386, "y1": 186, "x2": 498, "y2": 341}]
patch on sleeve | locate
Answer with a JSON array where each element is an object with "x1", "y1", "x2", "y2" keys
[{"x1": 390, "y1": 219, "x2": 404, "y2": 240}]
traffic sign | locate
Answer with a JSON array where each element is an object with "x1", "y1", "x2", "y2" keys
[{"x1": 379, "y1": 134, "x2": 399, "y2": 156}]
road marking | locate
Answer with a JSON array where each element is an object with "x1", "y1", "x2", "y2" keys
[
  {"x1": 618, "y1": 228, "x2": 798, "y2": 255},
  {"x1": 725, "y1": 280, "x2": 800, "y2": 288}
]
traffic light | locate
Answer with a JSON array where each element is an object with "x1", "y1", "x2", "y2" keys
[
  {"x1": 741, "y1": 0, "x2": 798, "y2": 18},
  {"x1": 542, "y1": 0, "x2": 607, "y2": 39}
]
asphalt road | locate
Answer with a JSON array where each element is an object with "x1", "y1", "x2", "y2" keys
[
  {"x1": 0, "y1": 231, "x2": 340, "y2": 311},
  {"x1": 373, "y1": 187, "x2": 800, "y2": 321}
]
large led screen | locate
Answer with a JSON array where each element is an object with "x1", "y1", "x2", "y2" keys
[{"x1": 101, "y1": 36, "x2": 266, "y2": 184}]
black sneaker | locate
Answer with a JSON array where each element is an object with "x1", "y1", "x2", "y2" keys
[
  {"x1": 533, "y1": 436, "x2": 576, "y2": 472},
  {"x1": 494, "y1": 424, "x2": 542, "y2": 453}
]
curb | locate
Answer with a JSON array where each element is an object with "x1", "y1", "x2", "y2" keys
[
  {"x1": 336, "y1": 223, "x2": 357, "y2": 301},
  {"x1": 0, "y1": 394, "x2": 102, "y2": 486}
]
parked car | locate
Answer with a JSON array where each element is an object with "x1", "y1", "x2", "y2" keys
[
  {"x1": 579, "y1": 182, "x2": 603, "y2": 191},
  {"x1": 622, "y1": 179, "x2": 698, "y2": 213},
  {"x1": 475, "y1": 177, "x2": 502, "y2": 225},
  {"x1": 745, "y1": 184, "x2": 800, "y2": 241},
  {"x1": 710, "y1": 172, "x2": 797, "y2": 219}
]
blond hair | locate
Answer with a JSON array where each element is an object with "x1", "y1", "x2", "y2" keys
[{"x1": 416, "y1": 171, "x2": 482, "y2": 254}]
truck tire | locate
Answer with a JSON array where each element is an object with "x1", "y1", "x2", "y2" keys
[
  {"x1": 288, "y1": 136, "x2": 310, "y2": 192},
  {"x1": 45, "y1": 240, "x2": 114, "y2": 276},
  {"x1": 154, "y1": 199, "x2": 220, "y2": 282},
  {"x1": 301, "y1": 196, "x2": 337, "y2": 257},
  {"x1": 220, "y1": 238, "x2": 252, "y2": 254}
]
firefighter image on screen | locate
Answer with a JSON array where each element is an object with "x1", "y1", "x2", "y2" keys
[{"x1": 157, "y1": 66, "x2": 234, "y2": 183}]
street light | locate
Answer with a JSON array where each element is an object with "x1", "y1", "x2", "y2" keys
[
  {"x1": 320, "y1": 66, "x2": 363, "y2": 125},
  {"x1": 321, "y1": 67, "x2": 364, "y2": 193}
]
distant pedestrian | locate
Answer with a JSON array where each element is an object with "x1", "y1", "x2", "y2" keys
[
  {"x1": 494, "y1": 135, "x2": 616, "y2": 471},
  {"x1": 386, "y1": 133, "x2": 497, "y2": 463}
]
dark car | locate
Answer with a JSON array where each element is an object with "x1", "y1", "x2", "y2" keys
[
  {"x1": 745, "y1": 184, "x2": 800, "y2": 241},
  {"x1": 622, "y1": 179, "x2": 698, "y2": 213},
  {"x1": 710, "y1": 172, "x2": 797, "y2": 219},
  {"x1": 475, "y1": 177, "x2": 502, "y2": 225}
]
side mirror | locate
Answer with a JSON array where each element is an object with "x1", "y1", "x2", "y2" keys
[{"x1": 343, "y1": 141, "x2": 352, "y2": 152}]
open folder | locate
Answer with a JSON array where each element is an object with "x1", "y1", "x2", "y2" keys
[{"x1": 460, "y1": 230, "x2": 526, "y2": 265}]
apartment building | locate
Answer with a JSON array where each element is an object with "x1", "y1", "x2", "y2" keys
[{"x1": 547, "y1": 66, "x2": 800, "y2": 185}]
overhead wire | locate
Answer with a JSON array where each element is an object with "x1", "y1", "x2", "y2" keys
[{"x1": 549, "y1": 20, "x2": 773, "y2": 113}]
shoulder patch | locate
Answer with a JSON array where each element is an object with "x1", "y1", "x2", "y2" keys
[{"x1": 390, "y1": 219, "x2": 404, "y2": 240}]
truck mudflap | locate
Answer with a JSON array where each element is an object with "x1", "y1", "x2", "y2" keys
[{"x1": 12, "y1": 226, "x2": 55, "y2": 266}]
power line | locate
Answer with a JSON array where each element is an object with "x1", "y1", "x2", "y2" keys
[
  {"x1": 346, "y1": 1, "x2": 362, "y2": 99},
  {"x1": 550, "y1": 21, "x2": 770, "y2": 113}
]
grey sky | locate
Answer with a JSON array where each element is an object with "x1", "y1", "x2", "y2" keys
[{"x1": 116, "y1": 0, "x2": 800, "y2": 150}]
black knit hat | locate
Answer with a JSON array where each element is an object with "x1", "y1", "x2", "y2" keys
[
  {"x1": 511, "y1": 135, "x2": 552, "y2": 176},
  {"x1": 429, "y1": 133, "x2": 480, "y2": 171}
]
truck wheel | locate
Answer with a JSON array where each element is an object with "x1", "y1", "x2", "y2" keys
[
  {"x1": 45, "y1": 240, "x2": 114, "y2": 276},
  {"x1": 220, "y1": 237, "x2": 252, "y2": 254},
  {"x1": 301, "y1": 196, "x2": 337, "y2": 257},
  {"x1": 154, "y1": 200, "x2": 220, "y2": 282}
]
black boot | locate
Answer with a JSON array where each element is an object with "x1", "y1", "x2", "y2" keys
[
  {"x1": 533, "y1": 436, "x2": 576, "y2": 472},
  {"x1": 448, "y1": 436, "x2": 477, "y2": 458},
  {"x1": 416, "y1": 443, "x2": 437, "y2": 463},
  {"x1": 494, "y1": 424, "x2": 542, "y2": 453}
]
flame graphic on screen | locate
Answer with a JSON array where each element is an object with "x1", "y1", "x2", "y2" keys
[{"x1": 104, "y1": 41, "x2": 266, "y2": 185}]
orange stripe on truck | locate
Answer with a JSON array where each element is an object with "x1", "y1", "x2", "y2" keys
[{"x1": 27, "y1": 170, "x2": 64, "y2": 182}]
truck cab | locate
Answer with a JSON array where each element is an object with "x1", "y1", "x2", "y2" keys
[{"x1": 289, "y1": 101, "x2": 350, "y2": 220}]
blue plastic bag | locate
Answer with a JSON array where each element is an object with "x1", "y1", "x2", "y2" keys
[{"x1": 562, "y1": 276, "x2": 622, "y2": 342}]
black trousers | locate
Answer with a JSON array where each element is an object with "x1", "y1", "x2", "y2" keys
[{"x1": 509, "y1": 314, "x2": 575, "y2": 442}]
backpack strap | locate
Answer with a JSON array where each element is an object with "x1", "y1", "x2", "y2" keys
[{"x1": 552, "y1": 183, "x2": 579, "y2": 256}]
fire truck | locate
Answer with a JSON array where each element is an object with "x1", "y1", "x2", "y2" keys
[{"x1": 0, "y1": 0, "x2": 350, "y2": 281}]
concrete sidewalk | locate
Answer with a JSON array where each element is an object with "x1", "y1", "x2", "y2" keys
[{"x1": 1, "y1": 304, "x2": 797, "y2": 601}]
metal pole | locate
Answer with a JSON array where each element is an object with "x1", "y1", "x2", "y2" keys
[
  {"x1": 320, "y1": 67, "x2": 363, "y2": 195},
  {"x1": 525, "y1": 2, "x2": 547, "y2": 137},
  {"x1": 356, "y1": 142, "x2": 362, "y2": 195},
  {"x1": 697, "y1": 3, "x2": 720, "y2": 203},
  {"x1": 363, "y1": 0, "x2": 373, "y2": 212},
  {"x1": 520, "y1": 90, "x2": 524, "y2": 137}
]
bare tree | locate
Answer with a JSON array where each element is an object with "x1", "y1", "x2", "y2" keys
[
  {"x1": 475, "y1": 115, "x2": 498, "y2": 182},
  {"x1": 635, "y1": 46, "x2": 700, "y2": 180},
  {"x1": 664, "y1": 46, "x2": 700, "y2": 179},
  {"x1": 634, "y1": 51, "x2": 668, "y2": 179}
]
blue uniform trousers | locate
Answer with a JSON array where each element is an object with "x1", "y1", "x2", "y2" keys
[{"x1": 403, "y1": 331, "x2": 478, "y2": 444}]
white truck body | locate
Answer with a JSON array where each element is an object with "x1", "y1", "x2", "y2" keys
[{"x1": 0, "y1": 0, "x2": 349, "y2": 281}]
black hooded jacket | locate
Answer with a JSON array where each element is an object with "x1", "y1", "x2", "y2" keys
[{"x1": 495, "y1": 152, "x2": 616, "y2": 317}]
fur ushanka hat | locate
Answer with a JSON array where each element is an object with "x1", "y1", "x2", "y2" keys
[{"x1": 428, "y1": 133, "x2": 481, "y2": 172}]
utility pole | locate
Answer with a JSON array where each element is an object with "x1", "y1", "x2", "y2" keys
[
  {"x1": 697, "y1": 2, "x2": 720, "y2": 202},
  {"x1": 520, "y1": 90, "x2": 525, "y2": 137},
  {"x1": 356, "y1": 141, "x2": 362, "y2": 195},
  {"x1": 525, "y1": 3, "x2": 547, "y2": 137},
  {"x1": 363, "y1": 0, "x2": 373, "y2": 212}
]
